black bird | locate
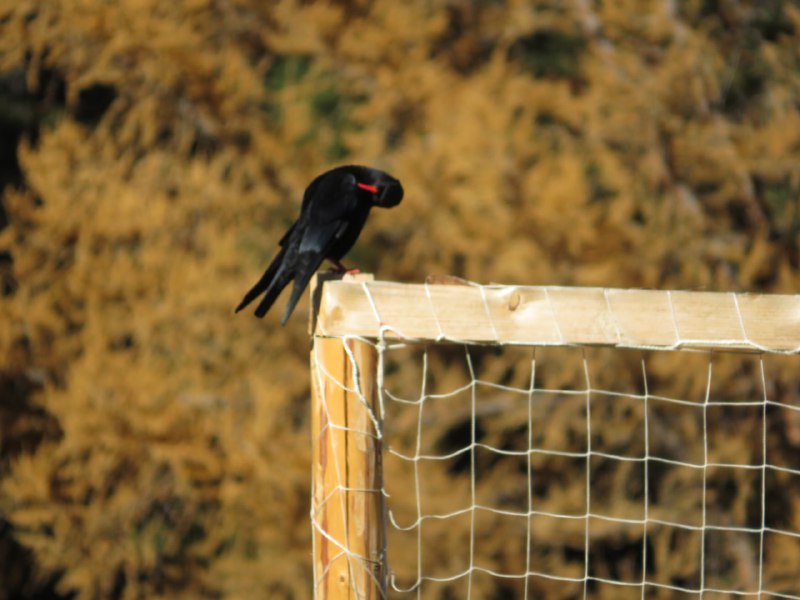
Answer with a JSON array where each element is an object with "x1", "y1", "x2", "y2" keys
[{"x1": 235, "y1": 165, "x2": 403, "y2": 324}]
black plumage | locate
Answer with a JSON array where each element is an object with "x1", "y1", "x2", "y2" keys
[{"x1": 235, "y1": 165, "x2": 403, "y2": 324}]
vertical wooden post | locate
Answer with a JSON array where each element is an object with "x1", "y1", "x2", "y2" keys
[{"x1": 311, "y1": 274, "x2": 385, "y2": 599}]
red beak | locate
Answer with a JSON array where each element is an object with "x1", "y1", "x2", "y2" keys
[{"x1": 357, "y1": 183, "x2": 379, "y2": 194}]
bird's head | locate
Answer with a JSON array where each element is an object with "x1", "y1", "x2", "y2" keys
[{"x1": 357, "y1": 178, "x2": 403, "y2": 208}]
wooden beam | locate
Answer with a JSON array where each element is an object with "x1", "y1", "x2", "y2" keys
[
  {"x1": 311, "y1": 274, "x2": 385, "y2": 599},
  {"x1": 312, "y1": 280, "x2": 800, "y2": 353}
]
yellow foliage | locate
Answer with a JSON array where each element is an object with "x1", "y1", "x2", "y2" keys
[{"x1": 1, "y1": 0, "x2": 800, "y2": 598}]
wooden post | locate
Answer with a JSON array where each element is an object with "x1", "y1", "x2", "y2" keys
[{"x1": 311, "y1": 273, "x2": 385, "y2": 599}]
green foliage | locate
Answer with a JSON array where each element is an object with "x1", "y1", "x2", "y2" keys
[
  {"x1": 0, "y1": 0, "x2": 800, "y2": 598},
  {"x1": 508, "y1": 29, "x2": 586, "y2": 80}
]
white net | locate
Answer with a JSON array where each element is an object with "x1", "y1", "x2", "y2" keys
[{"x1": 310, "y1": 280, "x2": 800, "y2": 599}]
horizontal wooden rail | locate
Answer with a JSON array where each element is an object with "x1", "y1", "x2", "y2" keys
[{"x1": 312, "y1": 277, "x2": 800, "y2": 353}]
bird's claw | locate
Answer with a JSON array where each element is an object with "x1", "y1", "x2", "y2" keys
[
  {"x1": 328, "y1": 259, "x2": 360, "y2": 276},
  {"x1": 329, "y1": 259, "x2": 347, "y2": 272}
]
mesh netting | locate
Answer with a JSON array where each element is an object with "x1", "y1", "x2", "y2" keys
[{"x1": 311, "y1": 282, "x2": 800, "y2": 599}]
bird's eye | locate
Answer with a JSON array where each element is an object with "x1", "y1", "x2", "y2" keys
[{"x1": 357, "y1": 183, "x2": 378, "y2": 194}]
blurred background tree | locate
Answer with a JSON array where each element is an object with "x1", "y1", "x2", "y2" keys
[{"x1": 0, "y1": 0, "x2": 799, "y2": 598}]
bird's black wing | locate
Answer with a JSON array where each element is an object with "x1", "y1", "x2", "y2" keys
[
  {"x1": 279, "y1": 173, "x2": 359, "y2": 324},
  {"x1": 236, "y1": 175, "x2": 332, "y2": 317},
  {"x1": 277, "y1": 222, "x2": 296, "y2": 247}
]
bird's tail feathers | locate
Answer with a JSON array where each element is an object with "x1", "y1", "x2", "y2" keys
[
  {"x1": 253, "y1": 266, "x2": 293, "y2": 318},
  {"x1": 281, "y1": 253, "x2": 324, "y2": 325},
  {"x1": 235, "y1": 248, "x2": 287, "y2": 314}
]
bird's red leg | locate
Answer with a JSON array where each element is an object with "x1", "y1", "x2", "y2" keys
[{"x1": 328, "y1": 258, "x2": 360, "y2": 275}]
